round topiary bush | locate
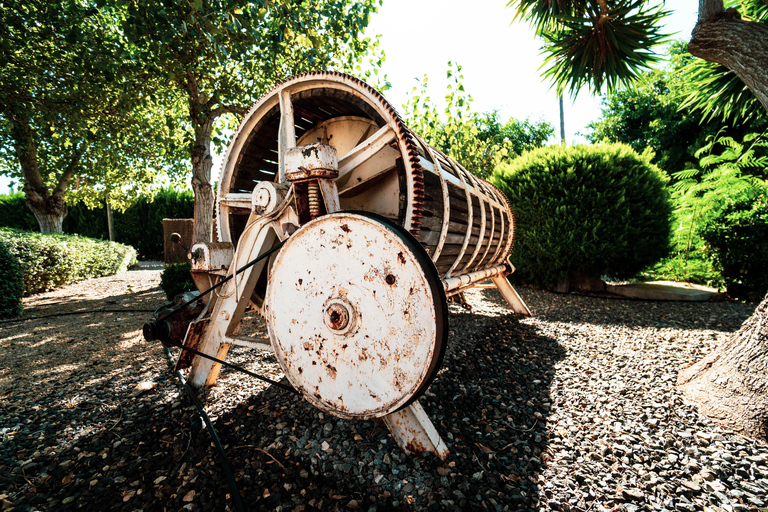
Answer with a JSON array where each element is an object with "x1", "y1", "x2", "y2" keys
[
  {"x1": 490, "y1": 143, "x2": 672, "y2": 291},
  {"x1": 0, "y1": 239, "x2": 24, "y2": 316}
]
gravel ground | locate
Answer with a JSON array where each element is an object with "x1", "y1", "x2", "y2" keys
[{"x1": 1, "y1": 266, "x2": 767, "y2": 512}]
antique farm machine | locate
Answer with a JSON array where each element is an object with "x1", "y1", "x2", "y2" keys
[{"x1": 145, "y1": 72, "x2": 531, "y2": 459}]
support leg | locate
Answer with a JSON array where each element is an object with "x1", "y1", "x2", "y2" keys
[
  {"x1": 383, "y1": 401, "x2": 449, "y2": 460},
  {"x1": 491, "y1": 275, "x2": 532, "y2": 316}
]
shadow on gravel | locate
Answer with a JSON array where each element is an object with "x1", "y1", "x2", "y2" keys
[
  {"x1": 209, "y1": 307, "x2": 567, "y2": 511},
  {"x1": 1, "y1": 289, "x2": 565, "y2": 511},
  {"x1": 517, "y1": 287, "x2": 757, "y2": 333}
]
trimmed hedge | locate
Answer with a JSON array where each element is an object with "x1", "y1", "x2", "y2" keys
[
  {"x1": 0, "y1": 188, "x2": 194, "y2": 260},
  {"x1": 160, "y1": 262, "x2": 197, "y2": 301},
  {"x1": 700, "y1": 186, "x2": 768, "y2": 301},
  {"x1": 0, "y1": 228, "x2": 138, "y2": 295},
  {"x1": 0, "y1": 239, "x2": 24, "y2": 316},
  {"x1": 491, "y1": 143, "x2": 672, "y2": 290}
]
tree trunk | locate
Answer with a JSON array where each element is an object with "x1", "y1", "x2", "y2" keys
[
  {"x1": 674, "y1": 0, "x2": 768, "y2": 444},
  {"x1": 688, "y1": 4, "x2": 768, "y2": 113},
  {"x1": 558, "y1": 95, "x2": 566, "y2": 146},
  {"x1": 25, "y1": 191, "x2": 67, "y2": 234},
  {"x1": 106, "y1": 195, "x2": 115, "y2": 242},
  {"x1": 7, "y1": 104, "x2": 83, "y2": 234},
  {"x1": 190, "y1": 118, "x2": 215, "y2": 244},
  {"x1": 678, "y1": 293, "x2": 768, "y2": 441}
]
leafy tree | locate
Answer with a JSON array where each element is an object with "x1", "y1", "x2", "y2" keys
[
  {"x1": 0, "y1": 0, "x2": 185, "y2": 233},
  {"x1": 403, "y1": 63, "x2": 553, "y2": 179},
  {"x1": 587, "y1": 41, "x2": 767, "y2": 176},
  {"x1": 122, "y1": 0, "x2": 383, "y2": 243},
  {"x1": 508, "y1": 0, "x2": 768, "y2": 442}
]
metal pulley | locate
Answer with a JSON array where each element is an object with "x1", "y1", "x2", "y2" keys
[
  {"x1": 266, "y1": 212, "x2": 447, "y2": 420},
  {"x1": 159, "y1": 71, "x2": 531, "y2": 459}
]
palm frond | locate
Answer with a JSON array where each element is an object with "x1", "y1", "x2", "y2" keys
[{"x1": 539, "y1": 0, "x2": 671, "y2": 95}]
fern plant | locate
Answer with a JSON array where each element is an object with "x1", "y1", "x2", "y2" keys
[{"x1": 653, "y1": 130, "x2": 768, "y2": 284}]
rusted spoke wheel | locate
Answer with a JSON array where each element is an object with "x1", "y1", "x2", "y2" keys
[{"x1": 265, "y1": 211, "x2": 447, "y2": 419}]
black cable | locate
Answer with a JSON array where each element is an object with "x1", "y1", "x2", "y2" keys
[
  {"x1": 0, "y1": 309, "x2": 156, "y2": 325},
  {"x1": 163, "y1": 347, "x2": 246, "y2": 512},
  {"x1": 160, "y1": 240, "x2": 286, "y2": 323},
  {"x1": 162, "y1": 338, "x2": 299, "y2": 395}
]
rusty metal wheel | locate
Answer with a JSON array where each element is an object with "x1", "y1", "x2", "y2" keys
[{"x1": 265, "y1": 211, "x2": 447, "y2": 420}]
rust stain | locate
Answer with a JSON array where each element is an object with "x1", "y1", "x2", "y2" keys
[
  {"x1": 404, "y1": 441, "x2": 428, "y2": 454},
  {"x1": 397, "y1": 251, "x2": 406, "y2": 265},
  {"x1": 340, "y1": 224, "x2": 351, "y2": 233},
  {"x1": 385, "y1": 274, "x2": 396, "y2": 285}
]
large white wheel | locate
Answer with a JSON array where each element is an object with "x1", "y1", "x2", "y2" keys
[{"x1": 265, "y1": 212, "x2": 447, "y2": 419}]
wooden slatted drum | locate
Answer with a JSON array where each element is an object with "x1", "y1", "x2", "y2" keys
[{"x1": 217, "y1": 71, "x2": 515, "y2": 295}]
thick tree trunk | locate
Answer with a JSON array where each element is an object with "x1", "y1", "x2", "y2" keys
[
  {"x1": 678, "y1": 293, "x2": 768, "y2": 441},
  {"x1": 688, "y1": 3, "x2": 768, "y2": 113},
  {"x1": 675, "y1": 0, "x2": 768, "y2": 444},
  {"x1": 190, "y1": 118, "x2": 215, "y2": 244},
  {"x1": 8, "y1": 105, "x2": 81, "y2": 234}
]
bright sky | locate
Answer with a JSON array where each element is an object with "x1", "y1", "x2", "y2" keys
[
  {"x1": 0, "y1": 1, "x2": 700, "y2": 195},
  {"x1": 366, "y1": 0, "x2": 700, "y2": 144}
]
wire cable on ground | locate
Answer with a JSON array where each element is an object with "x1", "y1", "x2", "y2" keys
[
  {"x1": 161, "y1": 338, "x2": 298, "y2": 395},
  {"x1": 0, "y1": 309, "x2": 156, "y2": 325},
  {"x1": 162, "y1": 347, "x2": 246, "y2": 512}
]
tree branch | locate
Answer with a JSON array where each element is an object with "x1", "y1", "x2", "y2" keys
[
  {"x1": 210, "y1": 104, "x2": 247, "y2": 119},
  {"x1": 52, "y1": 143, "x2": 87, "y2": 200},
  {"x1": 688, "y1": 14, "x2": 768, "y2": 112}
]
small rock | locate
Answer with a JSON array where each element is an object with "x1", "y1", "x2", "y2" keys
[{"x1": 132, "y1": 381, "x2": 156, "y2": 397}]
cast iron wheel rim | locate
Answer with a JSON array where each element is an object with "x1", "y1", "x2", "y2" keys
[{"x1": 265, "y1": 211, "x2": 447, "y2": 419}]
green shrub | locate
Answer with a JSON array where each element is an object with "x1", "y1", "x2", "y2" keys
[
  {"x1": 0, "y1": 193, "x2": 38, "y2": 231},
  {"x1": 490, "y1": 143, "x2": 673, "y2": 290},
  {"x1": 700, "y1": 186, "x2": 768, "y2": 301},
  {"x1": 0, "y1": 239, "x2": 24, "y2": 316},
  {"x1": 115, "y1": 188, "x2": 194, "y2": 260},
  {"x1": 0, "y1": 228, "x2": 138, "y2": 295},
  {"x1": 160, "y1": 262, "x2": 197, "y2": 301},
  {"x1": 0, "y1": 188, "x2": 194, "y2": 260}
]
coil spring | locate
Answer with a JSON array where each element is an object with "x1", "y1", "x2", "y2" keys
[{"x1": 307, "y1": 181, "x2": 322, "y2": 219}]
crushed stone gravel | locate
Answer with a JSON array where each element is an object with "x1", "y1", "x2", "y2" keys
[{"x1": 1, "y1": 265, "x2": 766, "y2": 512}]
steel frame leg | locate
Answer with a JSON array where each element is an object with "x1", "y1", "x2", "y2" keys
[
  {"x1": 383, "y1": 401, "x2": 449, "y2": 460},
  {"x1": 186, "y1": 222, "x2": 278, "y2": 388},
  {"x1": 491, "y1": 275, "x2": 532, "y2": 316}
]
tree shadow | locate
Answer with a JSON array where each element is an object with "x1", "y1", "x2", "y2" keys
[
  {"x1": 2, "y1": 284, "x2": 566, "y2": 511},
  {"x1": 209, "y1": 295, "x2": 567, "y2": 511},
  {"x1": 515, "y1": 286, "x2": 758, "y2": 333}
]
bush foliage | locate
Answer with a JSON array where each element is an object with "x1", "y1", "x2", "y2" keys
[
  {"x1": 0, "y1": 239, "x2": 24, "y2": 316},
  {"x1": 160, "y1": 262, "x2": 197, "y2": 301},
  {"x1": 0, "y1": 188, "x2": 194, "y2": 260},
  {"x1": 700, "y1": 186, "x2": 768, "y2": 301},
  {"x1": 648, "y1": 130, "x2": 768, "y2": 290},
  {"x1": 491, "y1": 143, "x2": 672, "y2": 289},
  {"x1": 0, "y1": 228, "x2": 138, "y2": 295}
]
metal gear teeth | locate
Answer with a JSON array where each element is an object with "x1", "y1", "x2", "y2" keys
[{"x1": 225, "y1": 70, "x2": 426, "y2": 236}]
